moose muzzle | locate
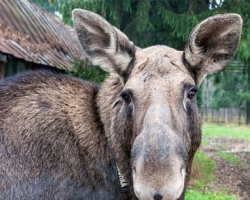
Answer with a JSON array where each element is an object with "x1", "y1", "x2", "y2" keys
[{"x1": 131, "y1": 104, "x2": 187, "y2": 200}]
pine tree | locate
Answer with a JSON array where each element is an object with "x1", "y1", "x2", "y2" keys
[
  {"x1": 214, "y1": 0, "x2": 250, "y2": 124},
  {"x1": 32, "y1": 0, "x2": 250, "y2": 123}
]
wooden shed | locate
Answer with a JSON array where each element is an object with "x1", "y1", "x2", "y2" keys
[{"x1": 0, "y1": 0, "x2": 85, "y2": 81}]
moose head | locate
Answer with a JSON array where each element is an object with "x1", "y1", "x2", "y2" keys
[{"x1": 72, "y1": 10, "x2": 242, "y2": 200}]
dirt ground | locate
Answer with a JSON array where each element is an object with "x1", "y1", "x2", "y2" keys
[{"x1": 201, "y1": 137, "x2": 250, "y2": 200}]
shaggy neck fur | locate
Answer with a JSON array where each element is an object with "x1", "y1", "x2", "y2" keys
[{"x1": 97, "y1": 74, "x2": 136, "y2": 198}]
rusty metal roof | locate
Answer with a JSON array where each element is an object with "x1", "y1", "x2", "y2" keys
[{"x1": 0, "y1": 0, "x2": 85, "y2": 70}]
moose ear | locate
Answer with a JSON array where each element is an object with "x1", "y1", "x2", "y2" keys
[
  {"x1": 184, "y1": 13, "x2": 242, "y2": 85},
  {"x1": 72, "y1": 9, "x2": 135, "y2": 79}
]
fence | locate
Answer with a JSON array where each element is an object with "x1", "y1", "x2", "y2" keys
[{"x1": 201, "y1": 107, "x2": 246, "y2": 124}]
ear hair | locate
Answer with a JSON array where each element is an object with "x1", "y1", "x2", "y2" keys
[
  {"x1": 72, "y1": 9, "x2": 136, "y2": 80},
  {"x1": 184, "y1": 13, "x2": 243, "y2": 85}
]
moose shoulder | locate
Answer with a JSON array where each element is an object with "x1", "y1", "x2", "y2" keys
[{"x1": 0, "y1": 10, "x2": 242, "y2": 200}]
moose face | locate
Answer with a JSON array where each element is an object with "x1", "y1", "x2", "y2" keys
[
  {"x1": 73, "y1": 9, "x2": 242, "y2": 200},
  {"x1": 111, "y1": 46, "x2": 200, "y2": 199},
  {"x1": 129, "y1": 47, "x2": 197, "y2": 200}
]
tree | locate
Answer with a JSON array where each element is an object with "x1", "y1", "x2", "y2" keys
[
  {"x1": 211, "y1": 0, "x2": 250, "y2": 124},
  {"x1": 67, "y1": 60, "x2": 107, "y2": 84},
  {"x1": 30, "y1": 0, "x2": 55, "y2": 14},
  {"x1": 50, "y1": 0, "x2": 214, "y2": 49},
  {"x1": 48, "y1": 0, "x2": 212, "y2": 108},
  {"x1": 33, "y1": 0, "x2": 250, "y2": 120},
  {"x1": 212, "y1": 69, "x2": 250, "y2": 110}
]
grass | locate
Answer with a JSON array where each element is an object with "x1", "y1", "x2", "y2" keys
[
  {"x1": 186, "y1": 123, "x2": 249, "y2": 200},
  {"x1": 185, "y1": 189, "x2": 236, "y2": 200},
  {"x1": 188, "y1": 150, "x2": 237, "y2": 199},
  {"x1": 216, "y1": 151, "x2": 246, "y2": 167},
  {"x1": 191, "y1": 150, "x2": 216, "y2": 186},
  {"x1": 202, "y1": 123, "x2": 250, "y2": 140},
  {"x1": 201, "y1": 137, "x2": 209, "y2": 146},
  {"x1": 188, "y1": 149, "x2": 236, "y2": 199}
]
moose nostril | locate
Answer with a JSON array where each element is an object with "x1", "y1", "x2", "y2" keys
[{"x1": 153, "y1": 193, "x2": 163, "y2": 200}]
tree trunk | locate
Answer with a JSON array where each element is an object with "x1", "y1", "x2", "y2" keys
[
  {"x1": 246, "y1": 102, "x2": 250, "y2": 125},
  {"x1": 247, "y1": 61, "x2": 250, "y2": 125}
]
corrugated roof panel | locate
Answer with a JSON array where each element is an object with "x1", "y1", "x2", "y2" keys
[{"x1": 0, "y1": 0, "x2": 85, "y2": 70}]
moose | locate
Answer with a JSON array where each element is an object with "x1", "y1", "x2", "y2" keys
[{"x1": 0, "y1": 9, "x2": 242, "y2": 200}]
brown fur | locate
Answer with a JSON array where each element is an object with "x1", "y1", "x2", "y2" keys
[
  {"x1": 0, "y1": 10, "x2": 242, "y2": 200},
  {"x1": 0, "y1": 71, "x2": 123, "y2": 199}
]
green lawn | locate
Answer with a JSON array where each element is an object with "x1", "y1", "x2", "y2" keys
[
  {"x1": 186, "y1": 189, "x2": 236, "y2": 200},
  {"x1": 187, "y1": 149, "x2": 237, "y2": 199},
  {"x1": 216, "y1": 151, "x2": 246, "y2": 167},
  {"x1": 202, "y1": 123, "x2": 250, "y2": 140},
  {"x1": 186, "y1": 123, "x2": 250, "y2": 200}
]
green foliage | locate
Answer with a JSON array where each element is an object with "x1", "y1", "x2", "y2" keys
[
  {"x1": 51, "y1": 0, "x2": 215, "y2": 49},
  {"x1": 211, "y1": 70, "x2": 249, "y2": 109},
  {"x1": 211, "y1": 0, "x2": 250, "y2": 124},
  {"x1": 219, "y1": 1, "x2": 250, "y2": 63},
  {"x1": 33, "y1": 1, "x2": 250, "y2": 121},
  {"x1": 30, "y1": 0, "x2": 55, "y2": 14},
  {"x1": 67, "y1": 59, "x2": 107, "y2": 84},
  {"x1": 216, "y1": 151, "x2": 246, "y2": 167}
]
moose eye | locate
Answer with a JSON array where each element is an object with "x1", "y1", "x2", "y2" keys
[
  {"x1": 187, "y1": 89, "x2": 197, "y2": 100},
  {"x1": 120, "y1": 90, "x2": 132, "y2": 104},
  {"x1": 122, "y1": 94, "x2": 131, "y2": 104}
]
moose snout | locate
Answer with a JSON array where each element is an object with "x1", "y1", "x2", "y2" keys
[
  {"x1": 133, "y1": 166, "x2": 185, "y2": 200},
  {"x1": 131, "y1": 127, "x2": 187, "y2": 200}
]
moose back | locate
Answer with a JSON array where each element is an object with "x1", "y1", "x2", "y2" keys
[{"x1": 0, "y1": 9, "x2": 242, "y2": 200}]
